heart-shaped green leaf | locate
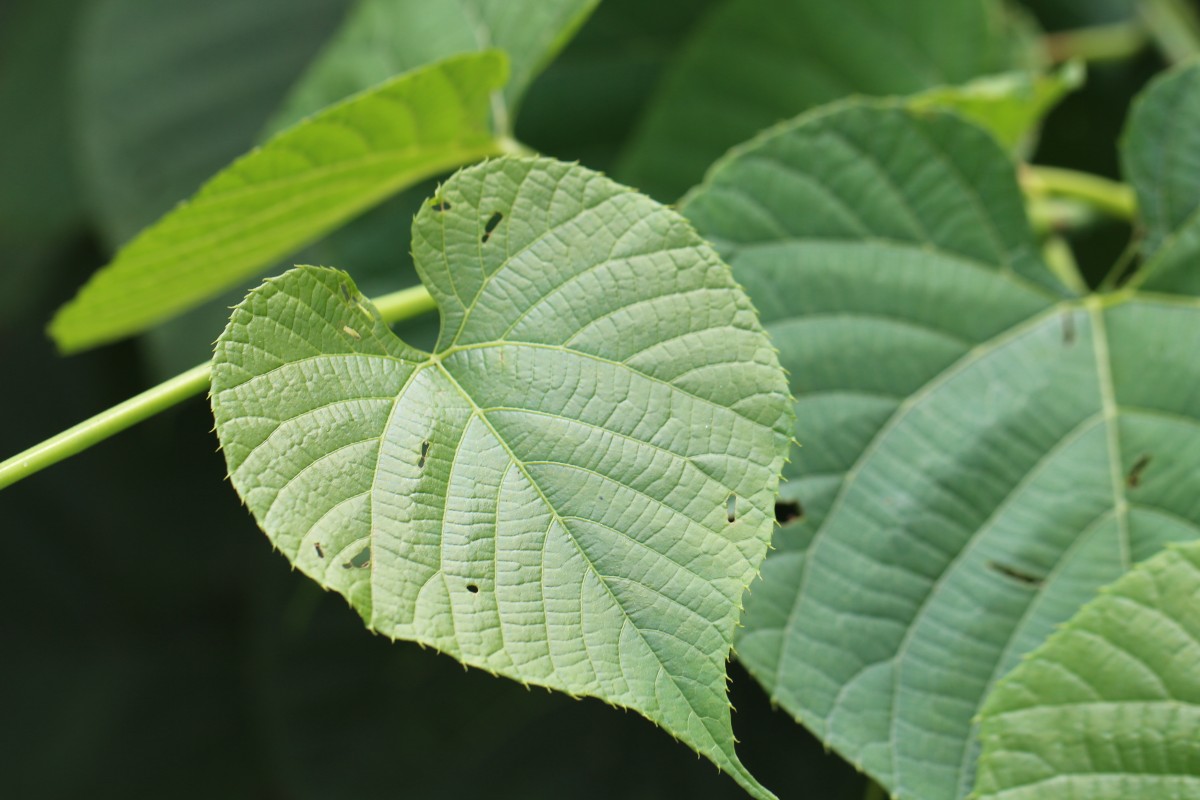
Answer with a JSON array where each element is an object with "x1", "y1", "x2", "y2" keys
[
  {"x1": 210, "y1": 157, "x2": 793, "y2": 799},
  {"x1": 974, "y1": 540, "x2": 1200, "y2": 799},
  {"x1": 681, "y1": 99, "x2": 1200, "y2": 799}
]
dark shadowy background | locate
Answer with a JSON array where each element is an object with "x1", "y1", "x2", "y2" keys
[{"x1": 0, "y1": 0, "x2": 1179, "y2": 796}]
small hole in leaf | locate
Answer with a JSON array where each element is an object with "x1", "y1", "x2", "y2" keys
[
  {"x1": 339, "y1": 283, "x2": 353, "y2": 301},
  {"x1": 1061, "y1": 311, "x2": 1076, "y2": 346},
  {"x1": 986, "y1": 561, "x2": 1043, "y2": 587},
  {"x1": 343, "y1": 547, "x2": 371, "y2": 569},
  {"x1": 314, "y1": 543, "x2": 324, "y2": 559},
  {"x1": 432, "y1": 197, "x2": 451, "y2": 212},
  {"x1": 481, "y1": 211, "x2": 503, "y2": 242},
  {"x1": 1126, "y1": 454, "x2": 1152, "y2": 488},
  {"x1": 726, "y1": 493, "x2": 737, "y2": 523},
  {"x1": 467, "y1": 583, "x2": 479, "y2": 594},
  {"x1": 418, "y1": 440, "x2": 430, "y2": 468},
  {"x1": 775, "y1": 500, "x2": 803, "y2": 525}
]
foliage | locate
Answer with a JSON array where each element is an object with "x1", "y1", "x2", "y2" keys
[
  {"x1": 974, "y1": 539, "x2": 1200, "y2": 798},
  {"x1": 3, "y1": 0, "x2": 1200, "y2": 798},
  {"x1": 681, "y1": 84, "x2": 1200, "y2": 799}
]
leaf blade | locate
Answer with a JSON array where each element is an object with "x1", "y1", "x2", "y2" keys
[
  {"x1": 617, "y1": 0, "x2": 1036, "y2": 200},
  {"x1": 1123, "y1": 61, "x2": 1200, "y2": 296},
  {"x1": 908, "y1": 62, "x2": 1084, "y2": 153},
  {"x1": 269, "y1": 0, "x2": 600, "y2": 133},
  {"x1": 210, "y1": 157, "x2": 793, "y2": 798},
  {"x1": 50, "y1": 51, "x2": 509, "y2": 353},
  {"x1": 973, "y1": 540, "x2": 1200, "y2": 799},
  {"x1": 682, "y1": 101, "x2": 1200, "y2": 799},
  {"x1": 73, "y1": 0, "x2": 352, "y2": 245}
]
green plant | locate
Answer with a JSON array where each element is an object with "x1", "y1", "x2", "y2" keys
[{"x1": 3, "y1": 1, "x2": 1199, "y2": 798}]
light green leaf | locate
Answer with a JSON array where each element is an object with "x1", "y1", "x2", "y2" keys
[
  {"x1": 617, "y1": 0, "x2": 1037, "y2": 200},
  {"x1": 681, "y1": 101, "x2": 1200, "y2": 799},
  {"x1": 269, "y1": 0, "x2": 599, "y2": 134},
  {"x1": 50, "y1": 52, "x2": 509, "y2": 354},
  {"x1": 910, "y1": 62, "x2": 1085, "y2": 153},
  {"x1": 973, "y1": 540, "x2": 1200, "y2": 799},
  {"x1": 209, "y1": 157, "x2": 793, "y2": 799},
  {"x1": 1124, "y1": 61, "x2": 1200, "y2": 296},
  {"x1": 74, "y1": 0, "x2": 351, "y2": 245}
]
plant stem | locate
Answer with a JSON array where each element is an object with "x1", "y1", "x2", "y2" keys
[
  {"x1": 1021, "y1": 165, "x2": 1138, "y2": 222},
  {"x1": 369, "y1": 283, "x2": 438, "y2": 324},
  {"x1": 498, "y1": 136, "x2": 538, "y2": 158},
  {"x1": 0, "y1": 361, "x2": 212, "y2": 491},
  {"x1": 0, "y1": 284, "x2": 437, "y2": 492},
  {"x1": 1026, "y1": 196, "x2": 1101, "y2": 236},
  {"x1": 1043, "y1": 20, "x2": 1149, "y2": 64},
  {"x1": 1141, "y1": 0, "x2": 1200, "y2": 62}
]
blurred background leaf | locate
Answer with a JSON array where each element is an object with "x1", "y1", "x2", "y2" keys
[
  {"x1": 75, "y1": 0, "x2": 351, "y2": 246},
  {"x1": 615, "y1": 0, "x2": 1041, "y2": 202}
]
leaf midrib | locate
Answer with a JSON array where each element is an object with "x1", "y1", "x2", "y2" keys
[
  {"x1": 425, "y1": 358, "x2": 728, "y2": 757},
  {"x1": 1088, "y1": 298, "x2": 1132, "y2": 573},
  {"x1": 770, "y1": 293, "x2": 1141, "y2": 792},
  {"x1": 290, "y1": 337, "x2": 752, "y2": 711}
]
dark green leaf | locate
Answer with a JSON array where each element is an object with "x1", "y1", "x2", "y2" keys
[
  {"x1": 1123, "y1": 61, "x2": 1200, "y2": 295},
  {"x1": 682, "y1": 101, "x2": 1200, "y2": 800},
  {"x1": 618, "y1": 0, "x2": 1037, "y2": 200},
  {"x1": 268, "y1": 0, "x2": 599, "y2": 133},
  {"x1": 0, "y1": 0, "x2": 87, "y2": 246},
  {"x1": 75, "y1": 0, "x2": 351, "y2": 245}
]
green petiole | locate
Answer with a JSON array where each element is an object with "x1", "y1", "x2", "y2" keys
[
  {"x1": 0, "y1": 283, "x2": 436, "y2": 491},
  {"x1": 1021, "y1": 164, "x2": 1138, "y2": 223}
]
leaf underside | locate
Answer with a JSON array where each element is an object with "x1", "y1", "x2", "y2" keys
[
  {"x1": 51, "y1": 51, "x2": 507, "y2": 353},
  {"x1": 211, "y1": 157, "x2": 793, "y2": 799},
  {"x1": 974, "y1": 540, "x2": 1200, "y2": 799},
  {"x1": 681, "y1": 100, "x2": 1200, "y2": 800}
]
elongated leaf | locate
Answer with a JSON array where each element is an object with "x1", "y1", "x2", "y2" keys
[
  {"x1": 1124, "y1": 61, "x2": 1200, "y2": 296},
  {"x1": 50, "y1": 52, "x2": 508, "y2": 353},
  {"x1": 270, "y1": 0, "x2": 598, "y2": 133},
  {"x1": 210, "y1": 157, "x2": 793, "y2": 799},
  {"x1": 681, "y1": 102, "x2": 1200, "y2": 799},
  {"x1": 617, "y1": 0, "x2": 1037, "y2": 200},
  {"x1": 75, "y1": 0, "x2": 351, "y2": 245},
  {"x1": 974, "y1": 540, "x2": 1200, "y2": 799}
]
